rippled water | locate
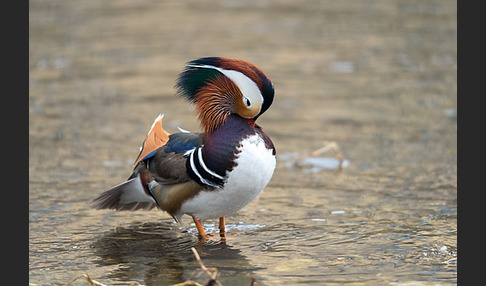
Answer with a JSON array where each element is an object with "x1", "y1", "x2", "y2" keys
[{"x1": 30, "y1": 0, "x2": 456, "y2": 285}]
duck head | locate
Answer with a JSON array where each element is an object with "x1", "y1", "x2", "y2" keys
[{"x1": 175, "y1": 57, "x2": 275, "y2": 133}]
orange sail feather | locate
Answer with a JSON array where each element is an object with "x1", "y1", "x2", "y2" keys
[{"x1": 134, "y1": 114, "x2": 170, "y2": 165}]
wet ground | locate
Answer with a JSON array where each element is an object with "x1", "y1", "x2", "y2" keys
[{"x1": 29, "y1": 0, "x2": 457, "y2": 285}]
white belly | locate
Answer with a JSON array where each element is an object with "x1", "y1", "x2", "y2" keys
[{"x1": 178, "y1": 134, "x2": 276, "y2": 221}]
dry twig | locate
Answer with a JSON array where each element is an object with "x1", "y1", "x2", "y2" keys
[
  {"x1": 66, "y1": 273, "x2": 109, "y2": 286},
  {"x1": 66, "y1": 273, "x2": 143, "y2": 286},
  {"x1": 246, "y1": 274, "x2": 262, "y2": 286},
  {"x1": 190, "y1": 247, "x2": 222, "y2": 286}
]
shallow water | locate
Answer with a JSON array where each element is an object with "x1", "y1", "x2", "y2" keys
[{"x1": 30, "y1": 0, "x2": 456, "y2": 285}]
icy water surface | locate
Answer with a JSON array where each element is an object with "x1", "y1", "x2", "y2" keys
[{"x1": 30, "y1": 0, "x2": 456, "y2": 285}]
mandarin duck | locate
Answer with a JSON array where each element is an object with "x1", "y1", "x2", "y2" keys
[{"x1": 90, "y1": 57, "x2": 276, "y2": 240}]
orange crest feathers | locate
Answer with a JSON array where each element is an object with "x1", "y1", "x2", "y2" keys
[
  {"x1": 134, "y1": 114, "x2": 170, "y2": 165},
  {"x1": 194, "y1": 76, "x2": 240, "y2": 134}
]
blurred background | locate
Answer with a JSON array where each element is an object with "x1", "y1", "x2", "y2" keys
[{"x1": 29, "y1": 0, "x2": 456, "y2": 285}]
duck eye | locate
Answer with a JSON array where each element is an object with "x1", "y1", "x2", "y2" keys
[{"x1": 244, "y1": 97, "x2": 251, "y2": 107}]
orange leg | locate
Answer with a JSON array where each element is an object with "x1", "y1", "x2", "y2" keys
[
  {"x1": 192, "y1": 216, "x2": 207, "y2": 240},
  {"x1": 219, "y1": 216, "x2": 226, "y2": 241}
]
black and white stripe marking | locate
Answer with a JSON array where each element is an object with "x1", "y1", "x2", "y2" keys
[{"x1": 186, "y1": 147, "x2": 226, "y2": 188}]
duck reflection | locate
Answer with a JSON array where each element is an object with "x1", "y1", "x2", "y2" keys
[{"x1": 91, "y1": 221, "x2": 262, "y2": 285}]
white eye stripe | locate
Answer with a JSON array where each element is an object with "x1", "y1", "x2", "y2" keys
[{"x1": 187, "y1": 63, "x2": 264, "y2": 109}]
